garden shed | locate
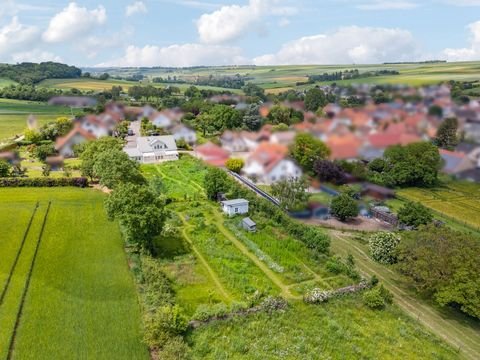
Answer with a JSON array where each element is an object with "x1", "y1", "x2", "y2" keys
[
  {"x1": 220, "y1": 199, "x2": 249, "y2": 216},
  {"x1": 242, "y1": 217, "x2": 257, "y2": 232}
]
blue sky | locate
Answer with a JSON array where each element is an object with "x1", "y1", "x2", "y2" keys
[{"x1": 1, "y1": 0, "x2": 480, "y2": 67}]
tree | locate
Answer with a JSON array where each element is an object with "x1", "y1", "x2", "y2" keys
[
  {"x1": 242, "y1": 83, "x2": 266, "y2": 101},
  {"x1": 34, "y1": 143, "x2": 55, "y2": 161},
  {"x1": 92, "y1": 149, "x2": 145, "y2": 189},
  {"x1": 381, "y1": 142, "x2": 442, "y2": 187},
  {"x1": 208, "y1": 105, "x2": 242, "y2": 132},
  {"x1": 0, "y1": 160, "x2": 11, "y2": 177},
  {"x1": 397, "y1": 225, "x2": 480, "y2": 319},
  {"x1": 330, "y1": 193, "x2": 358, "y2": 221},
  {"x1": 428, "y1": 105, "x2": 443, "y2": 118},
  {"x1": 397, "y1": 201, "x2": 433, "y2": 228},
  {"x1": 225, "y1": 158, "x2": 244, "y2": 174},
  {"x1": 435, "y1": 118, "x2": 458, "y2": 150},
  {"x1": 80, "y1": 137, "x2": 124, "y2": 180},
  {"x1": 267, "y1": 105, "x2": 292, "y2": 125},
  {"x1": 271, "y1": 177, "x2": 309, "y2": 211},
  {"x1": 313, "y1": 159, "x2": 345, "y2": 184},
  {"x1": 105, "y1": 183, "x2": 166, "y2": 252},
  {"x1": 368, "y1": 232, "x2": 401, "y2": 264},
  {"x1": 204, "y1": 167, "x2": 230, "y2": 200},
  {"x1": 304, "y1": 88, "x2": 327, "y2": 112},
  {"x1": 290, "y1": 133, "x2": 330, "y2": 174}
]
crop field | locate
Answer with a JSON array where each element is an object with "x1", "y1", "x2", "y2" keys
[
  {"x1": 397, "y1": 181, "x2": 480, "y2": 230},
  {"x1": 89, "y1": 61, "x2": 480, "y2": 92},
  {"x1": 142, "y1": 156, "x2": 460, "y2": 358},
  {"x1": 0, "y1": 188, "x2": 148, "y2": 359},
  {"x1": 39, "y1": 78, "x2": 242, "y2": 94},
  {"x1": 0, "y1": 99, "x2": 80, "y2": 141}
]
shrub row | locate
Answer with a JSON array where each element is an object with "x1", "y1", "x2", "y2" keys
[
  {"x1": 0, "y1": 177, "x2": 88, "y2": 188},
  {"x1": 303, "y1": 280, "x2": 369, "y2": 304}
]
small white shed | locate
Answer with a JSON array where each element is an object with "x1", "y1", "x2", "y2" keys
[{"x1": 220, "y1": 199, "x2": 249, "y2": 216}]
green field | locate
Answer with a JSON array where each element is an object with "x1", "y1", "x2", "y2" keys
[
  {"x1": 142, "y1": 156, "x2": 460, "y2": 359},
  {"x1": 88, "y1": 61, "x2": 480, "y2": 92},
  {"x1": 0, "y1": 99, "x2": 80, "y2": 142},
  {"x1": 396, "y1": 181, "x2": 480, "y2": 230},
  {"x1": 0, "y1": 188, "x2": 148, "y2": 359}
]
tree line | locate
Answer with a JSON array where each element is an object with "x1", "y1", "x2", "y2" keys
[{"x1": 0, "y1": 62, "x2": 81, "y2": 84}]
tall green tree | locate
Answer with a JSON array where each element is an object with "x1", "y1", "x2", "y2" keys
[
  {"x1": 204, "y1": 167, "x2": 230, "y2": 200},
  {"x1": 92, "y1": 149, "x2": 145, "y2": 189},
  {"x1": 290, "y1": 133, "x2": 330, "y2": 173},
  {"x1": 271, "y1": 177, "x2": 309, "y2": 211},
  {"x1": 397, "y1": 225, "x2": 480, "y2": 319},
  {"x1": 105, "y1": 183, "x2": 166, "y2": 252},
  {"x1": 330, "y1": 193, "x2": 358, "y2": 221},
  {"x1": 435, "y1": 118, "x2": 458, "y2": 150},
  {"x1": 80, "y1": 137, "x2": 124, "y2": 180},
  {"x1": 304, "y1": 88, "x2": 327, "y2": 112}
]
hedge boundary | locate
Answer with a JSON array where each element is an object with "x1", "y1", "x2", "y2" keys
[{"x1": 0, "y1": 177, "x2": 88, "y2": 188}]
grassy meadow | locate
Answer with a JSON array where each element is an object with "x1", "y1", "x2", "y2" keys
[
  {"x1": 0, "y1": 98, "x2": 80, "y2": 142},
  {"x1": 141, "y1": 156, "x2": 460, "y2": 359},
  {"x1": 0, "y1": 188, "x2": 148, "y2": 359}
]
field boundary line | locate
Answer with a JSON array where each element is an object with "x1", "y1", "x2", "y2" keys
[
  {"x1": 7, "y1": 202, "x2": 51, "y2": 360},
  {"x1": 0, "y1": 202, "x2": 39, "y2": 306}
]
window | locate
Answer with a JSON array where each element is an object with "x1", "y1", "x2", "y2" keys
[{"x1": 235, "y1": 207, "x2": 238, "y2": 213}]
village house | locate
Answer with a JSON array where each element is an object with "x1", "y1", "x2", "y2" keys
[
  {"x1": 220, "y1": 131, "x2": 249, "y2": 152},
  {"x1": 221, "y1": 199, "x2": 249, "y2": 216},
  {"x1": 123, "y1": 135, "x2": 178, "y2": 164},
  {"x1": 150, "y1": 109, "x2": 184, "y2": 129},
  {"x1": 439, "y1": 149, "x2": 476, "y2": 175},
  {"x1": 55, "y1": 124, "x2": 96, "y2": 157},
  {"x1": 171, "y1": 124, "x2": 197, "y2": 145},
  {"x1": 242, "y1": 142, "x2": 302, "y2": 184},
  {"x1": 195, "y1": 142, "x2": 230, "y2": 167}
]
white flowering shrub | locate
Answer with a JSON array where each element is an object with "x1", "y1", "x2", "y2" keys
[
  {"x1": 303, "y1": 288, "x2": 332, "y2": 304},
  {"x1": 368, "y1": 232, "x2": 401, "y2": 264}
]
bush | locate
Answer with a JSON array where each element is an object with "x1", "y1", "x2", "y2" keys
[
  {"x1": 0, "y1": 177, "x2": 88, "y2": 187},
  {"x1": 157, "y1": 336, "x2": 190, "y2": 360},
  {"x1": 368, "y1": 232, "x2": 401, "y2": 264},
  {"x1": 260, "y1": 296, "x2": 288, "y2": 313},
  {"x1": 330, "y1": 194, "x2": 358, "y2": 221},
  {"x1": 304, "y1": 288, "x2": 331, "y2": 304},
  {"x1": 225, "y1": 158, "x2": 245, "y2": 174},
  {"x1": 363, "y1": 287, "x2": 386, "y2": 309},
  {"x1": 397, "y1": 201, "x2": 433, "y2": 228},
  {"x1": 192, "y1": 303, "x2": 229, "y2": 321},
  {"x1": 143, "y1": 305, "x2": 187, "y2": 349},
  {"x1": 326, "y1": 256, "x2": 348, "y2": 274},
  {"x1": 363, "y1": 285, "x2": 393, "y2": 309}
]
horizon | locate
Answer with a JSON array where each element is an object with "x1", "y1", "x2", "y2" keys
[{"x1": 1, "y1": 1, "x2": 480, "y2": 67}]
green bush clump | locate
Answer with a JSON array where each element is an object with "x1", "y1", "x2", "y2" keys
[
  {"x1": 143, "y1": 305, "x2": 188, "y2": 349},
  {"x1": 369, "y1": 232, "x2": 401, "y2": 265},
  {"x1": 363, "y1": 285, "x2": 393, "y2": 309}
]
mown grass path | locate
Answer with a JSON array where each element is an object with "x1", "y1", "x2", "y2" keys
[
  {"x1": 179, "y1": 214, "x2": 232, "y2": 302},
  {"x1": 329, "y1": 230, "x2": 480, "y2": 360},
  {"x1": 209, "y1": 210, "x2": 297, "y2": 300}
]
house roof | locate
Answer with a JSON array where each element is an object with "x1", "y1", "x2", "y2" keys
[
  {"x1": 439, "y1": 149, "x2": 467, "y2": 173},
  {"x1": 55, "y1": 124, "x2": 96, "y2": 150},
  {"x1": 327, "y1": 134, "x2": 362, "y2": 160},
  {"x1": 196, "y1": 142, "x2": 230, "y2": 158},
  {"x1": 221, "y1": 199, "x2": 249, "y2": 206},
  {"x1": 367, "y1": 132, "x2": 420, "y2": 149},
  {"x1": 136, "y1": 136, "x2": 177, "y2": 153},
  {"x1": 248, "y1": 142, "x2": 289, "y2": 174}
]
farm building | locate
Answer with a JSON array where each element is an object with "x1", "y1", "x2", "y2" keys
[
  {"x1": 221, "y1": 199, "x2": 249, "y2": 216},
  {"x1": 242, "y1": 217, "x2": 256, "y2": 232}
]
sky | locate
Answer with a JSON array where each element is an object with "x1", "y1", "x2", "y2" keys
[{"x1": 1, "y1": 0, "x2": 480, "y2": 67}]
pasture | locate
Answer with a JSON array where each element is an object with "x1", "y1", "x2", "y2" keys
[
  {"x1": 0, "y1": 99, "x2": 79, "y2": 141},
  {"x1": 142, "y1": 156, "x2": 460, "y2": 358},
  {"x1": 396, "y1": 181, "x2": 480, "y2": 230},
  {"x1": 0, "y1": 188, "x2": 148, "y2": 359}
]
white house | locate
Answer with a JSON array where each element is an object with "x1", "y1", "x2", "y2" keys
[
  {"x1": 124, "y1": 135, "x2": 179, "y2": 164},
  {"x1": 221, "y1": 199, "x2": 249, "y2": 216},
  {"x1": 171, "y1": 124, "x2": 197, "y2": 145},
  {"x1": 151, "y1": 109, "x2": 184, "y2": 129}
]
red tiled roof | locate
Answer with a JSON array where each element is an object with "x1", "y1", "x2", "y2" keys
[
  {"x1": 327, "y1": 134, "x2": 362, "y2": 160},
  {"x1": 196, "y1": 142, "x2": 230, "y2": 158},
  {"x1": 55, "y1": 124, "x2": 96, "y2": 150}
]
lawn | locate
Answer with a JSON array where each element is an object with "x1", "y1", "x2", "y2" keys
[
  {"x1": 0, "y1": 188, "x2": 148, "y2": 359},
  {"x1": 0, "y1": 99, "x2": 80, "y2": 141},
  {"x1": 140, "y1": 156, "x2": 461, "y2": 359}
]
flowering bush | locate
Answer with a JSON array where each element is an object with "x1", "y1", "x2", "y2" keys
[
  {"x1": 303, "y1": 288, "x2": 331, "y2": 304},
  {"x1": 368, "y1": 232, "x2": 401, "y2": 264}
]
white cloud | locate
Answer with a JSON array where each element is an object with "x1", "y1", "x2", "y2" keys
[
  {"x1": 0, "y1": 16, "x2": 39, "y2": 58},
  {"x1": 357, "y1": 1, "x2": 419, "y2": 10},
  {"x1": 42, "y1": 2, "x2": 106, "y2": 43},
  {"x1": 196, "y1": 0, "x2": 297, "y2": 44},
  {"x1": 12, "y1": 50, "x2": 62, "y2": 63},
  {"x1": 443, "y1": 20, "x2": 480, "y2": 61},
  {"x1": 253, "y1": 26, "x2": 420, "y2": 65},
  {"x1": 97, "y1": 43, "x2": 249, "y2": 67},
  {"x1": 126, "y1": 1, "x2": 147, "y2": 17},
  {"x1": 443, "y1": 0, "x2": 480, "y2": 5}
]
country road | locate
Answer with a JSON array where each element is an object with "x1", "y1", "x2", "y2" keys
[{"x1": 329, "y1": 230, "x2": 480, "y2": 360}]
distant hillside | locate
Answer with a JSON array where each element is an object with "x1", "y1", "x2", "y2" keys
[{"x1": 0, "y1": 62, "x2": 81, "y2": 85}]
